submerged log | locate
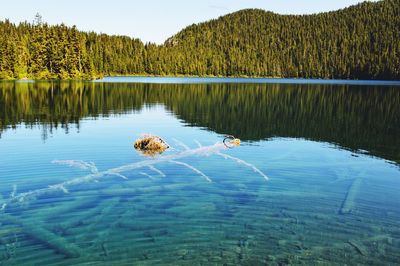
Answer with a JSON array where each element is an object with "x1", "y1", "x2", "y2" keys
[
  {"x1": 32, "y1": 196, "x2": 97, "y2": 221},
  {"x1": 53, "y1": 197, "x2": 117, "y2": 234},
  {"x1": 348, "y1": 240, "x2": 368, "y2": 256},
  {"x1": 99, "y1": 183, "x2": 195, "y2": 197},
  {"x1": 340, "y1": 178, "x2": 362, "y2": 214},
  {"x1": 0, "y1": 213, "x2": 82, "y2": 258}
]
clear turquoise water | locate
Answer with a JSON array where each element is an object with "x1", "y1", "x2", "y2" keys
[{"x1": 0, "y1": 79, "x2": 399, "y2": 265}]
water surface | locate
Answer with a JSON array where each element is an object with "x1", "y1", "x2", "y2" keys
[
  {"x1": 98, "y1": 76, "x2": 400, "y2": 85},
  {"x1": 0, "y1": 79, "x2": 399, "y2": 265}
]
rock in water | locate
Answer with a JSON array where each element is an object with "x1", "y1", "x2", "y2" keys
[{"x1": 134, "y1": 134, "x2": 169, "y2": 156}]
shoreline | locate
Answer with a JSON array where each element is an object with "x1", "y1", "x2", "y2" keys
[
  {"x1": 2, "y1": 76, "x2": 400, "y2": 86},
  {"x1": 0, "y1": 74, "x2": 400, "y2": 84}
]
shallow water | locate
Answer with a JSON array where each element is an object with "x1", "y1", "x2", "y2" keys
[{"x1": 0, "y1": 79, "x2": 399, "y2": 265}]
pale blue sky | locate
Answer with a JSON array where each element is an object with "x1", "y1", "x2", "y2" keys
[{"x1": 1, "y1": 0, "x2": 374, "y2": 44}]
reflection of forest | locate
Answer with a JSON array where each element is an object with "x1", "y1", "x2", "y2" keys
[{"x1": 1, "y1": 81, "x2": 399, "y2": 163}]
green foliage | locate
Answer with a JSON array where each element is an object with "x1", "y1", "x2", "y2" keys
[
  {"x1": 165, "y1": 0, "x2": 400, "y2": 79},
  {"x1": 0, "y1": 0, "x2": 399, "y2": 80},
  {"x1": 0, "y1": 19, "x2": 144, "y2": 80}
]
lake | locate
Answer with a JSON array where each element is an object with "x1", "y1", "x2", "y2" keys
[{"x1": 0, "y1": 77, "x2": 399, "y2": 265}]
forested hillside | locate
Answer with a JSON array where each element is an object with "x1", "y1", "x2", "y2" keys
[{"x1": 0, "y1": 0, "x2": 399, "y2": 80}]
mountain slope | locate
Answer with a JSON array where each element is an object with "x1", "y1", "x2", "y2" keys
[
  {"x1": 163, "y1": 0, "x2": 400, "y2": 79},
  {"x1": 0, "y1": 0, "x2": 399, "y2": 79}
]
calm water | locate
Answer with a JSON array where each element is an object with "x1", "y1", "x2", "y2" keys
[{"x1": 0, "y1": 78, "x2": 399, "y2": 265}]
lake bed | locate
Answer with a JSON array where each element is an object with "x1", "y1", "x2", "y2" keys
[{"x1": 0, "y1": 78, "x2": 399, "y2": 265}]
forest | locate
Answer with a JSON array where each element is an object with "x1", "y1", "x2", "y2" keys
[{"x1": 0, "y1": 0, "x2": 399, "y2": 80}]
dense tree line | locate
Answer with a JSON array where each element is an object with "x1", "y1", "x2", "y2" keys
[
  {"x1": 0, "y1": 0, "x2": 399, "y2": 80},
  {"x1": 0, "y1": 14, "x2": 145, "y2": 79},
  {"x1": 164, "y1": 0, "x2": 400, "y2": 79}
]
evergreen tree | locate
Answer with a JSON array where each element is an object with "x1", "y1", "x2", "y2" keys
[{"x1": 0, "y1": 0, "x2": 398, "y2": 80}]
